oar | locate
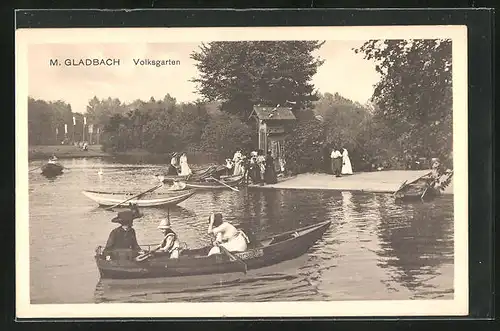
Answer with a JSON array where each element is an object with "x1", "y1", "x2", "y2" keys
[
  {"x1": 135, "y1": 246, "x2": 161, "y2": 262},
  {"x1": 207, "y1": 176, "x2": 239, "y2": 192},
  {"x1": 29, "y1": 166, "x2": 42, "y2": 173},
  {"x1": 104, "y1": 183, "x2": 163, "y2": 211},
  {"x1": 393, "y1": 180, "x2": 407, "y2": 196},
  {"x1": 218, "y1": 245, "x2": 247, "y2": 274}
]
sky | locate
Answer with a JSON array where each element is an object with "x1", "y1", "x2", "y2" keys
[{"x1": 28, "y1": 40, "x2": 381, "y2": 113}]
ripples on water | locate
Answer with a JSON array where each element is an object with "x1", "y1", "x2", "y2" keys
[{"x1": 28, "y1": 158, "x2": 454, "y2": 304}]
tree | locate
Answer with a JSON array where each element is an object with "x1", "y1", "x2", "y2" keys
[
  {"x1": 191, "y1": 41, "x2": 325, "y2": 119},
  {"x1": 354, "y1": 39, "x2": 453, "y2": 164},
  {"x1": 200, "y1": 113, "x2": 253, "y2": 160}
]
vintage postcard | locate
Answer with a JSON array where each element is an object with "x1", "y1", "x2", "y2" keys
[{"x1": 16, "y1": 25, "x2": 468, "y2": 318}]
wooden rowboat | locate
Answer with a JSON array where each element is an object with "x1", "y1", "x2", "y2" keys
[
  {"x1": 182, "y1": 174, "x2": 245, "y2": 189},
  {"x1": 161, "y1": 165, "x2": 227, "y2": 183},
  {"x1": 394, "y1": 170, "x2": 453, "y2": 202},
  {"x1": 41, "y1": 163, "x2": 64, "y2": 177},
  {"x1": 95, "y1": 220, "x2": 331, "y2": 279},
  {"x1": 81, "y1": 189, "x2": 196, "y2": 208}
]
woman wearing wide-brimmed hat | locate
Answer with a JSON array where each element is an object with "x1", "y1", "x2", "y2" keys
[
  {"x1": 103, "y1": 209, "x2": 143, "y2": 254},
  {"x1": 154, "y1": 218, "x2": 181, "y2": 259}
]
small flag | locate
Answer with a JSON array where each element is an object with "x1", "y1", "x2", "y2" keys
[
  {"x1": 72, "y1": 116, "x2": 76, "y2": 125},
  {"x1": 64, "y1": 124, "x2": 68, "y2": 134},
  {"x1": 84, "y1": 116, "x2": 87, "y2": 125}
]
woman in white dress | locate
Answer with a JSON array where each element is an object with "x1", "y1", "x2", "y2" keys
[
  {"x1": 179, "y1": 152, "x2": 192, "y2": 176},
  {"x1": 207, "y1": 213, "x2": 249, "y2": 256},
  {"x1": 232, "y1": 150, "x2": 243, "y2": 176},
  {"x1": 341, "y1": 148, "x2": 353, "y2": 175}
]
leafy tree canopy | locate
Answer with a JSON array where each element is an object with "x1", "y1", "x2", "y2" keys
[
  {"x1": 191, "y1": 41, "x2": 325, "y2": 119},
  {"x1": 354, "y1": 39, "x2": 453, "y2": 163}
]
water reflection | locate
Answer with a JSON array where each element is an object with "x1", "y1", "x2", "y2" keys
[{"x1": 28, "y1": 158, "x2": 454, "y2": 304}]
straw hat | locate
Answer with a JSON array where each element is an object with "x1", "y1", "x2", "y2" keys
[
  {"x1": 431, "y1": 157, "x2": 440, "y2": 163},
  {"x1": 111, "y1": 210, "x2": 137, "y2": 225},
  {"x1": 157, "y1": 218, "x2": 171, "y2": 229}
]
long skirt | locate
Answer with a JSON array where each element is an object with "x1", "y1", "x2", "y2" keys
[
  {"x1": 208, "y1": 233, "x2": 248, "y2": 256},
  {"x1": 167, "y1": 164, "x2": 178, "y2": 175},
  {"x1": 331, "y1": 158, "x2": 342, "y2": 176},
  {"x1": 264, "y1": 165, "x2": 277, "y2": 184}
]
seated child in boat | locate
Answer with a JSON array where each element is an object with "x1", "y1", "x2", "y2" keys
[
  {"x1": 429, "y1": 157, "x2": 453, "y2": 190},
  {"x1": 48, "y1": 154, "x2": 58, "y2": 164},
  {"x1": 207, "y1": 212, "x2": 250, "y2": 256},
  {"x1": 155, "y1": 218, "x2": 181, "y2": 258}
]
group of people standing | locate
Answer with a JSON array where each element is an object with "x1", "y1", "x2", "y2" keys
[
  {"x1": 167, "y1": 152, "x2": 192, "y2": 176},
  {"x1": 330, "y1": 147, "x2": 353, "y2": 177},
  {"x1": 226, "y1": 149, "x2": 278, "y2": 185}
]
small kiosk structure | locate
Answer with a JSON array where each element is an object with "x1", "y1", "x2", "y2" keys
[{"x1": 249, "y1": 105, "x2": 296, "y2": 172}]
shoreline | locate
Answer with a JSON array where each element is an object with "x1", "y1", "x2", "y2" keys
[{"x1": 248, "y1": 170, "x2": 453, "y2": 195}]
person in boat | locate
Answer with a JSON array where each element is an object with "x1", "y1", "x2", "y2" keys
[
  {"x1": 207, "y1": 212, "x2": 250, "y2": 256},
  {"x1": 330, "y1": 147, "x2": 342, "y2": 177},
  {"x1": 225, "y1": 158, "x2": 234, "y2": 176},
  {"x1": 155, "y1": 218, "x2": 181, "y2": 258},
  {"x1": 232, "y1": 149, "x2": 244, "y2": 176},
  {"x1": 428, "y1": 157, "x2": 453, "y2": 190},
  {"x1": 341, "y1": 148, "x2": 353, "y2": 175},
  {"x1": 103, "y1": 208, "x2": 144, "y2": 254},
  {"x1": 168, "y1": 152, "x2": 180, "y2": 175},
  {"x1": 264, "y1": 150, "x2": 278, "y2": 184},
  {"x1": 179, "y1": 152, "x2": 192, "y2": 176},
  {"x1": 48, "y1": 154, "x2": 58, "y2": 164}
]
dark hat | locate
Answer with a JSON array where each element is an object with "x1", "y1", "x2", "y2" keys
[{"x1": 111, "y1": 210, "x2": 139, "y2": 225}]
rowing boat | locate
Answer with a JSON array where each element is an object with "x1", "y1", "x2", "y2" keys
[
  {"x1": 182, "y1": 174, "x2": 244, "y2": 189},
  {"x1": 394, "y1": 170, "x2": 453, "y2": 201},
  {"x1": 95, "y1": 220, "x2": 331, "y2": 279},
  {"x1": 161, "y1": 165, "x2": 227, "y2": 183},
  {"x1": 41, "y1": 163, "x2": 64, "y2": 177},
  {"x1": 81, "y1": 189, "x2": 196, "y2": 208}
]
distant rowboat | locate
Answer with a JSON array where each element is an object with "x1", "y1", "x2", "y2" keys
[
  {"x1": 394, "y1": 170, "x2": 453, "y2": 202},
  {"x1": 81, "y1": 189, "x2": 196, "y2": 208},
  {"x1": 41, "y1": 163, "x2": 64, "y2": 177}
]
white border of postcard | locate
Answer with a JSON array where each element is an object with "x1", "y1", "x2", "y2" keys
[{"x1": 16, "y1": 25, "x2": 468, "y2": 318}]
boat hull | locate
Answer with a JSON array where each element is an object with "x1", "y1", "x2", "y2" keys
[
  {"x1": 183, "y1": 175, "x2": 244, "y2": 189},
  {"x1": 82, "y1": 190, "x2": 196, "y2": 207},
  {"x1": 394, "y1": 171, "x2": 453, "y2": 202},
  {"x1": 95, "y1": 220, "x2": 331, "y2": 279},
  {"x1": 41, "y1": 163, "x2": 64, "y2": 176}
]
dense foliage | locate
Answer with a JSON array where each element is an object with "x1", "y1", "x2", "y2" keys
[
  {"x1": 191, "y1": 41, "x2": 325, "y2": 119},
  {"x1": 354, "y1": 39, "x2": 453, "y2": 166}
]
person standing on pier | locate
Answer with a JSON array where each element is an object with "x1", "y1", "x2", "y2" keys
[
  {"x1": 168, "y1": 152, "x2": 180, "y2": 175},
  {"x1": 264, "y1": 150, "x2": 278, "y2": 184},
  {"x1": 179, "y1": 152, "x2": 192, "y2": 176},
  {"x1": 341, "y1": 148, "x2": 353, "y2": 175},
  {"x1": 331, "y1": 148, "x2": 343, "y2": 177}
]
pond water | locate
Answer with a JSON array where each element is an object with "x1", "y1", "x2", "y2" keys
[{"x1": 28, "y1": 158, "x2": 454, "y2": 304}]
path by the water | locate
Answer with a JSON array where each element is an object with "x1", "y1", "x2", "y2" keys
[{"x1": 250, "y1": 170, "x2": 453, "y2": 195}]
